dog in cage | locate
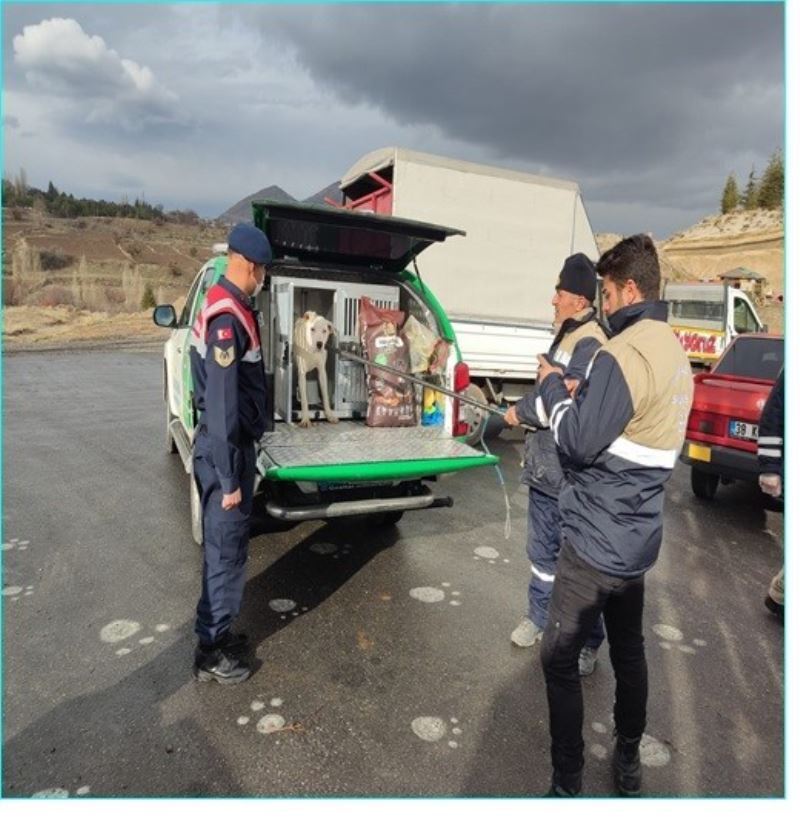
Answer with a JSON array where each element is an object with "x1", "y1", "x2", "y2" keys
[{"x1": 292, "y1": 311, "x2": 339, "y2": 427}]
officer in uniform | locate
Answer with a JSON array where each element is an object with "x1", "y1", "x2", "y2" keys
[{"x1": 189, "y1": 223, "x2": 272, "y2": 684}]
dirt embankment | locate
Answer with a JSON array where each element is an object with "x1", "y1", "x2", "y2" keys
[
  {"x1": 2, "y1": 208, "x2": 224, "y2": 350},
  {"x1": 3, "y1": 305, "x2": 170, "y2": 351}
]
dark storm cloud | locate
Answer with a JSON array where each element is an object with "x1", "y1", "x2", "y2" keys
[{"x1": 249, "y1": 3, "x2": 784, "y2": 216}]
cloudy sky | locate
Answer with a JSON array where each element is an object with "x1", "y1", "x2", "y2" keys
[{"x1": 2, "y1": 2, "x2": 785, "y2": 237}]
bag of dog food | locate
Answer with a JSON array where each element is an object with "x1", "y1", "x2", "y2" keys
[
  {"x1": 359, "y1": 298, "x2": 416, "y2": 427},
  {"x1": 402, "y1": 315, "x2": 439, "y2": 374}
]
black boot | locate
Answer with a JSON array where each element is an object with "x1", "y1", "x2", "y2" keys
[
  {"x1": 216, "y1": 630, "x2": 249, "y2": 655},
  {"x1": 613, "y1": 733, "x2": 642, "y2": 797},
  {"x1": 764, "y1": 595, "x2": 784, "y2": 621},
  {"x1": 546, "y1": 769, "x2": 582, "y2": 797},
  {"x1": 193, "y1": 642, "x2": 252, "y2": 685}
]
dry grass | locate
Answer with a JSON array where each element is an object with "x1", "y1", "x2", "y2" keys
[{"x1": 3, "y1": 305, "x2": 169, "y2": 350}]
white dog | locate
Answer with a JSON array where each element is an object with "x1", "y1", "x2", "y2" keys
[{"x1": 293, "y1": 311, "x2": 339, "y2": 428}]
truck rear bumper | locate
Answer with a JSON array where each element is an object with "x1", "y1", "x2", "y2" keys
[
  {"x1": 680, "y1": 441, "x2": 759, "y2": 481},
  {"x1": 264, "y1": 489, "x2": 453, "y2": 521}
]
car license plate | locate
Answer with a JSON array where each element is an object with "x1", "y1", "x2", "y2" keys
[
  {"x1": 687, "y1": 443, "x2": 711, "y2": 462},
  {"x1": 729, "y1": 420, "x2": 758, "y2": 441}
]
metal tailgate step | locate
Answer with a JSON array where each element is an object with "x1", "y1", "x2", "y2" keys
[{"x1": 259, "y1": 423, "x2": 485, "y2": 468}]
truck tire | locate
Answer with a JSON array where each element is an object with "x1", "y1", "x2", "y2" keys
[
  {"x1": 190, "y1": 469, "x2": 204, "y2": 546},
  {"x1": 368, "y1": 510, "x2": 404, "y2": 528},
  {"x1": 462, "y1": 384, "x2": 490, "y2": 446},
  {"x1": 691, "y1": 467, "x2": 720, "y2": 501}
]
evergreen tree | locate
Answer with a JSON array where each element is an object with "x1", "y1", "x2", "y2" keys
[
  {"x1": 721, "y1": 173, "x2": 740, "y2": 214},
  {"x1": 740, "y1": 166, "x2": 759, "y2": 210},
  {"x1": 757, "y1": 150, "x2": 784, "y2": 209}
]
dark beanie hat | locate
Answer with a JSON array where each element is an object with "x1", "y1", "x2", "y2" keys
[
  {"x1": 556, "y1": 253, "x2": 598, "y2": 303},
  {"x1": 228, "y1": 223, "x2": 273, "y2": 265}
]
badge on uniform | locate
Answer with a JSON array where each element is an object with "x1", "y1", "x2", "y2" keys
[{"x1": 213, "y1": 345, "x2": 235, "y2": 367}]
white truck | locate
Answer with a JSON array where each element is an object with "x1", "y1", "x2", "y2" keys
[
  {"x1": 338, "y1": 147, "x2": 599, "y2": 441},
  {"x1": 663, "y1": 282, "x2": 766, "y2": 366}
]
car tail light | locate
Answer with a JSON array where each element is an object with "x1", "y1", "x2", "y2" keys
[
  {"x1": 452, "y1": 362, "x2": 471, "y2": 437},
  {"x1": 687, "y1": 410, "x2": 726, "y2": 437}
]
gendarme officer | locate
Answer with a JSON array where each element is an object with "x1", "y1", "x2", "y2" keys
[{"x1": 189, "y1": 223, "x2": 271, "y2": 684}]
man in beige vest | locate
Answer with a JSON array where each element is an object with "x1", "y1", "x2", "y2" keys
[{"x1": 536, "y1": 235, "x2": 693, "y2": 797}]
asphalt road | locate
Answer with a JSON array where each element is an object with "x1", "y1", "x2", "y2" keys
[{"x1": 2, "y1": 350, "x2": 784, "y2": 797}]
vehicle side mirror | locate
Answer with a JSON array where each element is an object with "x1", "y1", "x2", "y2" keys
[{"x1": 153, "y1": 304, "x2": 177, "y2": 328}]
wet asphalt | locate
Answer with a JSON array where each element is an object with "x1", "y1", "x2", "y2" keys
[{"x1": 1, "y1": 350, "x2": 784, "y2": 797}]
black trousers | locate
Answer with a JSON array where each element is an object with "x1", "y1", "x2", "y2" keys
[{"x1": 540, "y1": 541, "x2": 647, "y2": 779}]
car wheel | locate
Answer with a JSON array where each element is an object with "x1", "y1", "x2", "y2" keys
[
  {"x1": 190, "y1": 468, "x2": 204, "y2": 546},
  {"x1": 691, "y1": 467, "x2": 720, "y2": 501}
]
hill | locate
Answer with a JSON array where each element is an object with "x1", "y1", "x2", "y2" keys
[
  {"x1": 303, "y1": 181, "x2": 343, "y2": 208},
  {"x1": 216, "y1": 185, "x2": 297, "y2": 225}
]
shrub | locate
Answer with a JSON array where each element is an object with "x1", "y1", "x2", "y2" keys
[
  {"x1": 141, "y1": 283, "x2": 157, "y2": 310},
  {"x1": 39, "y1": 249, "x2": 76, "y2": 271},
  {"x1": 168, "y1": 262, "x2": 183, "y2": 278},
  {"x1": 38, "y1": 285, "x2": 74, "y2": 307}
]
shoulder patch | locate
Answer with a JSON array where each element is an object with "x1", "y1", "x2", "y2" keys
[
  {"x1": 217, "y1": 326, "x2": 233, "y2": 341},
  {"x1": 213, "y1": 344, "x2": 235, "y2": 368}
]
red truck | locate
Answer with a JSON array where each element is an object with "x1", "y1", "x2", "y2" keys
[{"x1": 680, "y1": 333, "x2": 783, "y2": 500}]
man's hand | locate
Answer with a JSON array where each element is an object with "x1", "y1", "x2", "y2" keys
[
  {"x1": 222, "y1": 488, "x2": 242, "y2": 510},
  {"x1": 759, "y1": 474, "x2": 782, "y2": 498},
  {"x1": 537, "y1": 354, "x2": 564, "y2": 384},
  {"x1": 565, "y1": 378, "x2": 580, "y2": 398},
  {"x1": 504, "y1": 405, "x2": 520, "y2": 427}
]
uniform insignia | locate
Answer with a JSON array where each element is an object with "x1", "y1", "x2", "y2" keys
[
  {"x1": 217, "y1": 326, "x2": 233, "y2": 341},
  {"x1": 213, "y1": 345, "x2": 235, "y2": 367}
]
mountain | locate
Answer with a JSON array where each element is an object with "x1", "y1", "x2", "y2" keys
[
  {"x1": 216, "y1": 185, "x2": 297, "y2": 225},
  {"x1": 303, "y1": 181, "x2": 343, "y2": 208}
]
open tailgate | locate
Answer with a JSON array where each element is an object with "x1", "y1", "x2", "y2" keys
[{"x1": 257, "y1": 423, "x2": 497, "y2": 483}]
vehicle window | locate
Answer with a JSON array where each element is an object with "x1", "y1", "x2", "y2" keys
[
  {"x1": 733, "y1": 297, "x2": 759, "y2": 334},
  {"x1": 668, "y1": 299, "x2": 724, "y2": 328},
  {"x1": 191, "y1": 266, "x2": 219, "y2": 320},
  {"x1": 715, "y1": 337, "x2": 784, "y2": 380},
  {"x1": 399, "y1": 281, "x2": 441, "y2": 337},
  {"x1": 177, "y1": 269, "x2": 205, "y2": 327}
]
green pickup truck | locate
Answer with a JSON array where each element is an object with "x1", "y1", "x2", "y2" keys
[{"x1": 154, "y1": 202, "x2": 498, "y2": 543}]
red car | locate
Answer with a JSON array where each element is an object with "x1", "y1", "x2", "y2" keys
[{"x1": 680, "y1": 333, "x2": 784, "y2": 500}]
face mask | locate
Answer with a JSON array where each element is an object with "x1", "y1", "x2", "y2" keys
[{"x1": 251, "y1": 266, "x2": 266, "y2": 298}]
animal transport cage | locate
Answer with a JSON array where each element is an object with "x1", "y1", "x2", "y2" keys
[{"x1": 269, "y1": 273, "x2": 399, "y2": 423}]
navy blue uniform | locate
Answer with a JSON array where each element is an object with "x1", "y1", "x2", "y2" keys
[
  {"x1": 515, "y1": 309, "x2": 606, "y2": 648},
  {"x1": 189, "y1": 277, "x2": 268, "y2": 645}
]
